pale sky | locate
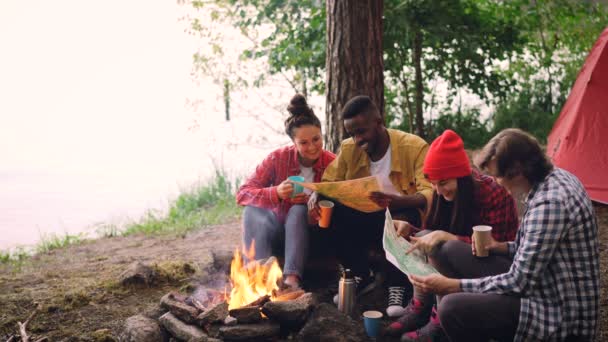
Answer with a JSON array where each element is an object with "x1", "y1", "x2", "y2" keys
[{"x1": 0, "y1": 0, "x2": 199, "y2": 177}]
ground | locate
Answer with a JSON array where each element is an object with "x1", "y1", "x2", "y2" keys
[{"x1": 0, "y1": 204, "x2": 607, "y2": 341}]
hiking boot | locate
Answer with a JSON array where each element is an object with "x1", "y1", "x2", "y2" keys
[
  {"x1": 384, "y1": 298, "x2": 432, "y2": 336},
  {"x1": 386, "y1": 286, "x2": 410, "y2": 318},
  {"x1": 401, "y1": 306, "x2": 447, "y2": 342},
  {"x1": 333, "y1": 269, "x2": 378, "y2": 304}
]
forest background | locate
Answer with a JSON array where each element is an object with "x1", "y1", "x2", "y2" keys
[{"x1": 188, "y1": 0, "x2": 607, "y2": 150}]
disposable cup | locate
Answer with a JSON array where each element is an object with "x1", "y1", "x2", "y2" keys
[
  {"x1": 363, "y1": 310, "x2": 382, "y2": 338},
  {"x1": 318, "y1": 200, "x2": 334, "y2": 228},
  {"x1": 288, "y1": 176, "x2": 305, "y2": 197},
  {"x1": 473, "y1": 225, "x2": 492, "y2": 257}
]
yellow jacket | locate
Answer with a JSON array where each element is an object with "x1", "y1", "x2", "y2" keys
[{"x1": 322, "y1": 128, "x2": 433, "y2": 213}]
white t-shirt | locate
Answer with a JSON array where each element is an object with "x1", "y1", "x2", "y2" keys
[
  {"x1": 299, "y1": 165, "x2": 315, "y2": 195},
  {"x1": 370, "y1": 144, "x2": 400, "y2": 195}
]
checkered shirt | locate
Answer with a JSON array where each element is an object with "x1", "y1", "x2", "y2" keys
[
  {"x1": 460, "y1": 168, "x2": 600, "y2": 341},
  {"x1": 236, "y1": 145, "x2": 335, "y2": 223}
]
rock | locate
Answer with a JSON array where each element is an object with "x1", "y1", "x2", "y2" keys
[
  {"x1": 211, "y1": 250, "x2": 234, "y2": 272},
  {"x1": 205, "y1": 323, "x2": 222, "y2": 338},
  {"x1": 261, "y1": 292, "x2": 315, "y2": 328},
  {"x1": 119, "y1": 315, "x2": 162, "y2": 342},
  {"x1": 92, "y1": 328, "x2": 116, "y2": 342},
  {"x1": 228, "y1": 306, "x2": 263, "y2": 324},
  {"x1": 297, "y1": 303, "x2": 367, "y2": 342},
  {"x1": 160, "y1": 292, "x2": 200, "y2": 324},
  {"x1": 119, "y1": 262, "x2": 156, "y2": 287},
  {"x1": 159, "y1": 312, "x2": 208, "y2": 342},
  {"x1": 197, "y1": 301, "x2": 228, "y2": 325},
  {"x1": 224, "y1": 316, "x2": 237, "y2": 326},
  {"x1": 219, "y1": 322, "x2": 281, "y2": 341}
]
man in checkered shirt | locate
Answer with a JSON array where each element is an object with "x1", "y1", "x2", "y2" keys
[{"x1": 407, "y1": 128, "x2": 599, "y2": 341}]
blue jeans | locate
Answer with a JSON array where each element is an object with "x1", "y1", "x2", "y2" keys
[{"x1": 242, "y1": 205, "x2": 309, "y2": 279}]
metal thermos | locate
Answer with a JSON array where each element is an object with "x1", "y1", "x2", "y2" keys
[{"x1": 338, "y1": 268, "x2": 356, "y2": 315}]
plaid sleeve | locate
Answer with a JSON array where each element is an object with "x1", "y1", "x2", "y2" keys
[
  {"x1": 461, "y1": 199, "x2": 567, "y2": 295},
  {"x1": 236, "y1": 152, "x2": 280, "y2": 209}
]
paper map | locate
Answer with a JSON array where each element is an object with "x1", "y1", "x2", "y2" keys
[
  {"x1": 382, "y1": 209, "x2": 438, "y2": 276},
  {"x1": 296, "y1": 176, "x2": 384, "y2": 213}
]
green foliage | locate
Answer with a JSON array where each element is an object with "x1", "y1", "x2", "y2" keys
[
  {"x1": 190, "y1": 0, "x2": 325, "y2": 94},
  {"x1": 385, "y1": 0, "x2": 523, "y2": 97},
  {"x1": 123, "y1": 170, "x2": 242, "y2": 237},
  {"x1": 428, "y1": 107, "x2": 491, "y2": 149},
  {"x1": 491, "y1": 81, "x2": 559, "y2": 143},
  {"x1": 490, "y1": 0, "x2": 607, "y2": 141},
  {"x1": 186, "y1": 0, "x2": 607, "y2": 141}
]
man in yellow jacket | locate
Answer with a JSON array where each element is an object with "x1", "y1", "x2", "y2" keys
[{"x1": 311, "y1": 95, "x2": 432, "y2": 317}]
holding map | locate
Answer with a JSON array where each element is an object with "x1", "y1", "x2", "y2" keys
[
  {"x1": 382, "y1": 209, "x2": 438, "y2": 276},
  {"x1": 295, "y1": 176, "x2": 385, "y2": 213}
]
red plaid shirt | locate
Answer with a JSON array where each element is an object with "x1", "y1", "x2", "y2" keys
[
  {"x1": 236, "y1": 145, "x2": 336, "y2": 223},
  {"x1": 454, "y1": 169, "x2": 519, "y2": 243}
]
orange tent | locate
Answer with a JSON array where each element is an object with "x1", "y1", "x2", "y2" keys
[{"x1": 547, "y1": 28, "x2": 608, "y2": 204}]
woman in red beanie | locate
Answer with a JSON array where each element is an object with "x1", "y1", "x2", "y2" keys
[{"x1": 385, "y1": 129, "x2": 519, "y2": 341}]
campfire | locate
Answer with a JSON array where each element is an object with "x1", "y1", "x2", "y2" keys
[
  {"x1": 154, "y1": 246, "x2": 313, "y2": 341},
  {"x1": 228, "y1": 242, "x2": 283, "y2": 310}
]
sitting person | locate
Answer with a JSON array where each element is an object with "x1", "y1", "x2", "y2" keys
[
  {"x1": 236, "y1": 94, "x2": 335, "y2": 289},
  {"x1": 385, "y1": 129, "x2": 519, "y2": 340},
  {"x1": 309, "y1": 95, "x2": 433, "y2": 317},
  {"x1": 407, "y1": 128, "x2": 600, "y2": 341}
]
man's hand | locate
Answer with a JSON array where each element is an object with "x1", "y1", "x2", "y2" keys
[
  {"x1": 472, "y1": 233, "x2": 508, "y2": 256},
  {"x1": 307, "y1": 191, "x2": 321, "y2": 221},
  {"x1": 407, "y1": 230, "x2": 457, "y2": 255},
  {"x1": 408, "y1": 273, "x2": 460, "y2": 295},
  {"x1": 393, "y1": 220, "x2": 412, "y2": 238},
  {"x1": 368, "y1": 191, "x2": 396, "y2": 208}
]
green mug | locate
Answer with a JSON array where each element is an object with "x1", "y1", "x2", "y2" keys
[{"x1": 288, "y1": 176, "x2": 305, "y2": 197}]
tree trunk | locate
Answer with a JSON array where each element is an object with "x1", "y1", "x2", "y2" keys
[
  {"x1": 413, "y1": 27, "x2": 425, "y2": 140},
  {"x1": 325, "y1": 0, "x2": 384, "y2": 153}
]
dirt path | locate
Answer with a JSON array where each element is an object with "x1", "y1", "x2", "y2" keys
[{"x1": 1, "y1": 204, "x2": 606, "y2": 341}]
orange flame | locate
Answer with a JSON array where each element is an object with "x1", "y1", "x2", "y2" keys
[{"x1": 228, "y1": 241, "x2": 283, "y2": 310}]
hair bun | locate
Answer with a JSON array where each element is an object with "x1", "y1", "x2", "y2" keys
[{"x1": 287, "y1": 94, "x2": 310, "y2": 116}]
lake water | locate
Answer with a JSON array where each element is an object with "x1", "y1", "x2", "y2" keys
[{"x1": 0, "y1": 1, "x2": 306, "y2": 251}]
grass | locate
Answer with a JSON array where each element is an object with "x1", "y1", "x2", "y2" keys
[
  {"x1": 0, "y1": 169, "x2": 242, "y2": 264},
  {"x1": 122, "y1": 170, "x2": 242, "y2": 236},
  {"x1": 36, "y1": 232, "x2": 86, "y2": 254}
]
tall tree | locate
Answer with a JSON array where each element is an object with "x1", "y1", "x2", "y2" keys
[{"x1": 325, "y1": 0, "x2": 384, "y2": 152}]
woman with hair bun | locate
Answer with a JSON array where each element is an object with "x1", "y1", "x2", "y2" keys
[{"x1": 236, "y1": 94, "x2": 335, "y2": 289}]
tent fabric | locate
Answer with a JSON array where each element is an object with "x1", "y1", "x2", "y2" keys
[{"x1": 547, "y1": 28, "x2": 608, "y2": 204}]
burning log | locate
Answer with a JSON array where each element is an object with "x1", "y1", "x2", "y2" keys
[
  {"x1": 228, "y1": 306, "x2": 263, "y2": 324},
  {"x1": 245, "y1": 295, "x2": 270, "y2": 307},
  {"x1": 273, "y1": 289, "x2": 305, "y2": 302}
]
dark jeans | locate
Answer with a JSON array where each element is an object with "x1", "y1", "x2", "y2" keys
[
  {"x1": 330, "y1": 202, "x2": 421, "y2": 288},
  {"x1": 433, "y1": 240, "x2": 520, "y2": 342}
]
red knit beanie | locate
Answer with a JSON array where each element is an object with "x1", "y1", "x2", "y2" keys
[{"x1": 423, "y1": 129, "x2": 471, "y2": 180}]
